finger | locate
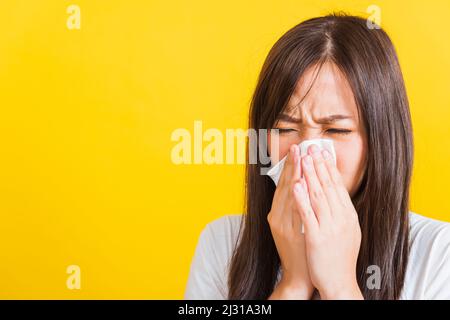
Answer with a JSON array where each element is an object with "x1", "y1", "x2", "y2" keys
[
  {"x1": 278, "y1": 144, "x2": 299, "y2": 188},
  {"x1": 301, "y1": 153, "x2": 331, "y2": 224},
  {"x1": 309, "y1": 145, "x2": 342, "y2": 215},
  {"x1": 274, "y1": 145, "x2": 299, "y2": 228},
  {"x1": 292, "y1": 144, "x2": 302, "y2": 183},
  {"x1": 291, "y1": 198, "x2": 304, "y2": 234},
  {"x1": 270, "y1": 146, "x2": 297, "y2": 221},
  {"x1": 321, "y1": 149, "x2": 352, "y2": 205},
  {"x1": 293, "y1": 179, "x2": 319, "y2": 235},
  {"x1": 290, "y1": 151, "x2": 303, "y2": 232}
]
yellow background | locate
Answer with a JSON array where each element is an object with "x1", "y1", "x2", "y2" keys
[{"x1": 0, "y1": 0, "x2": 449, "y2": 299}]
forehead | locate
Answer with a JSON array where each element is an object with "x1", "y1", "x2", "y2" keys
[{"x1": 285, "y1": 62, "x2": 359, "y2": 121}]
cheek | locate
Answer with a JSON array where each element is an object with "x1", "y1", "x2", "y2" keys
[{"x1": 334, "y1": 137, "x2": 366, "y2": 193}]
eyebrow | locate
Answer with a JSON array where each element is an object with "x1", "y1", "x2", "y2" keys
[{"x1": 277, "y1": 113, "x2": 353, "y2": 124}]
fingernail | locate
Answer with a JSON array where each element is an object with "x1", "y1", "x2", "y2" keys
[
  {"x1": 294, "y1": 182, "x2": 303, "y2": 193},
  {"x1": 322, "y1": 149, "x2": 330, "y2": 159},
  {"x1": 301, "y1": 178, "x2": 307, "y2": 190},
  {"x1": 304, "y1": 155, "x2": 312, "y2": 166},
  {"x1": 310, "y1": 144, "x2": 320, "y2": 155}
]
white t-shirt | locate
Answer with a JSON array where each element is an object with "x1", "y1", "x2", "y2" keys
[{"x1": 184, "y1": 211, "x2": 450, "y2": 300}]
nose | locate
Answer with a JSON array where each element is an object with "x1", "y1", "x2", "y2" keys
[{"x1": 298, "y1": 130, "x2": 324, "y2": 143}]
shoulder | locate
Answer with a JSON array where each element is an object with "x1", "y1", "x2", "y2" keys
[
  {"x1": 402, "y1": 211, "x2": 450, "y2": 299},
  {"x1": 184, "y1": 214, "x2": 243, "y2": 300},
  {"x1": 409, "y1": 211, "x2": 450, "y2": 239},
  {"x1": 408, "y1": 211, "x2": 450, "y2": 254},
  {"x1": 408, "y1": 211, "x2": 450, "y2": 259},
  {"x1": 202, "y1": 214, "x2": 243, "y2": 242},
  {"x1": 198, "y1": 214, "x2": 244, "y2": 273}
]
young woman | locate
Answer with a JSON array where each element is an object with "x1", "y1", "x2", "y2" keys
[{"x1": 184, "y1": 14, "x2": 450, "y2": 300}]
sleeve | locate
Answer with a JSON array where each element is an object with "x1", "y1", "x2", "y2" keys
[
  {"x1": 184, "y1": 222, "x2": 228, "y2": 300},
  {"x1": 424, "y1": 224, "x2": 450, "y2": 299}
]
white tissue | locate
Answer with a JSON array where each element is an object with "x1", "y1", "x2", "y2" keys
[{"x1": 267, "y1": 138, "x2": 337, "y2": 186}]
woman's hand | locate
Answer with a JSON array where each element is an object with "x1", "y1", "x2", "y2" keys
[
  {"x1": 267, "y1": 144, "x2": 314, "y2": 300},
  {"x1": 293, "y1": 144, "x2": 363, "y2": 300}
]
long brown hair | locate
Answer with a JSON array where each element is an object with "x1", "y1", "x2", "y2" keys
[{"x1": 228, "y1": 13, "x2": 413, "y2": 300}]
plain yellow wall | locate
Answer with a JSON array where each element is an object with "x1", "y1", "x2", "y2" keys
[{"x1": 0, "y1": 0, "x2": 449, "y2": 299}]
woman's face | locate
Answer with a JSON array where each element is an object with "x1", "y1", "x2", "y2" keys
[{"x1": 268, "y1": 62, "x2": 368, "y2": 197}]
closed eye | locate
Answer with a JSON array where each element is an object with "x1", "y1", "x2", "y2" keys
[
  {"x1": 275, "y1": 128, "x2": 297, "y2": 133},
  {"x1": 326, "y1": 128, "x2": 352, "y2": 135}
]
